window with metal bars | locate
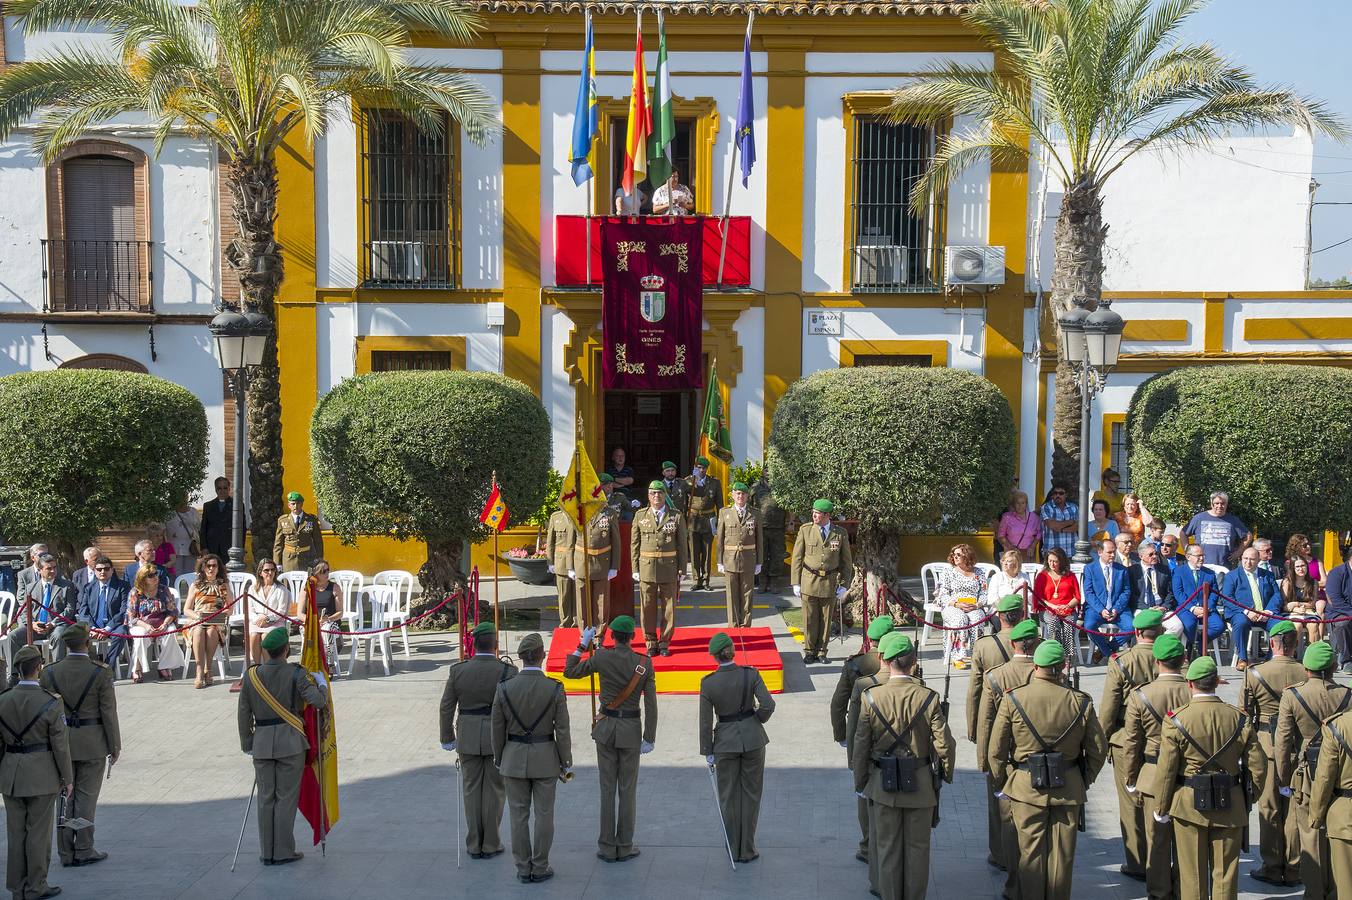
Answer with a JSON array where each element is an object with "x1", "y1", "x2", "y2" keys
[
  {"x1": 369, "y1": 350, "x2": 454, "y2": 372},
  {"x1": 1110, "y1": 421, "x2": 1132, "y2": 490},
  {"x1": 361, "y1": 110, "x2": 458, "y2": 288},
  {"x1": 850, "y1": 354, "x2": 933, "y2": 368},
  {"x1": 849, "y1": 117, "x2": 942, "y2": 293}
]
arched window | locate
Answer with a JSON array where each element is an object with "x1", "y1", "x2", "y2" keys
[{"x1": 58, "y1": 354, "x2": 148, "y2": 374}]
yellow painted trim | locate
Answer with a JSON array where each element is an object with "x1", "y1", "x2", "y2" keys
[
  {"x1": 838, "y1": 339, "x2": 949, "y2": 368},
  {"x1": 1324, "y1": 531, "x2": 1341, "y2": 573},
  {"x1": 548, "y1": 665, "x2": 783, "y2": 695},
  {"x1": 1123, "y1": 319, "x2": 1190, "y2": 342},
  {"x1": 315, "y1": 287, "x2": 502, "y2": 304},
  {"x1": 1104, "y1": 290, "x2": 1352, "y2": 300},
  {"x1": 1203, "y1": 296, "x2": 1226, "y2": 354},
  {"x1": 591, "y1": 95, "x2": 720, "y2": 215},
  {"x1": 1243, "y1": 317, "x2": 1352, "y2": 342},
  {"x1": 500, "y1": 42, "x2": 543, "y2": 393},
  {"x1": 275, "y1": 132, "x2": 318, "y2": 502},
  {"x1": 1039, "y1": 352, "x2": 1352, "y2": 375},
  {"x1": 354, "y1": 335, "x2": 468, "y2": 374},
  {"x1": 1101, "y1": 413, "x2": 1126, "y2": 481}
]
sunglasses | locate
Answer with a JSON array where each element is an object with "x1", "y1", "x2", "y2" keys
[
  {"x1": 314, "y1": 568, "x2": 329, "y2": 574},
  {"x1": 204, "y1": 562, "x2": 219, "y2": 569},
  {"x1": 94, "y1": 565, "x2": 111, "y2": 572}
]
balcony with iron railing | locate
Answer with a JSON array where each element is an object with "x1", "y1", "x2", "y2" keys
[{"x1": 41, "y1": 239, "x2": 153, "y2": 313}]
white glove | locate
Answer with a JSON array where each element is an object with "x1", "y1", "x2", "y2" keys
[
  {"x1": 630, "y1": 499, "x2": 641, "y2": 509},
  {"x1": 994, "y1": 791, "x2": 1007, "y2": 801},
  {"x1": 632, "y1": 571, "x2": 640, "y2": 583},
  {"x1": 705, "y1": 754, "x2": 716, "y2": 766},
  {"x1": 313, "y1": 673, "x2": 328, "y2": 692},
  {"x1": 640, "y1": 740, "x2": 654, "y2": 754},
  {"x1": 1279, "y1": 786, "x2": 1293, "y2": 798},
  {"x1": 709, "y1": 518, "x2": 716, "y2": 533},
  {"x1": 838, "y1": 741, "x2": 847, "y2": 749},
  {"x1": 793, "y1": 585, "x2": 801, "y2": 597},
  {"x1": 244, "y1": 750, "x2": 253, "y2": 757},
  {"x1": 754, "y1": 564, "x2": 762, "y2": 575},
  {"x1": 607, "y1": 569, "x2": 617, "y2": 580},
  {"x1": 1153, "y1": 811, "x2": 1171, "y2": 824},
  {"x1": 442, "y1": 741, "x2": 456, "y2": 752},
  {"x1": 567, "y1": 570, "x2": 576, "y2": 580},
  {"x1": 547, "y1": 564, "x2": 555, "y2": 575},
  {"x1": 717, "y1": 564, "x2": 725, "y2": 573},
  {"x1": 563, "y1": 767, "x2": 573, "y2": 778},
  {"x1": 579, "y1": 626, "x2": 596, "y2": 648},
  {"x1": 836, "y1": 586, "x2": 848, "y2": 601},
  {"x1": 1125, "y1": 783, "x2": 1137, "y2": 795},
  {"x1": 854, "y1": 791, "x2": 866, "y2": 799}
]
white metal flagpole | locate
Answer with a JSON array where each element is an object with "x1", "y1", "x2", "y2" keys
[{"x1": 716, "y1": 10, "x2": 753, "y2": 288}]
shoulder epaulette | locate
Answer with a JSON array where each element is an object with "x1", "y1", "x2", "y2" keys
[
  {"x1": 93, "y1": 659, "x2": 110, "y2": 670},
  {"x1": 44, "y1": 689, "x2": 62, "y2": 701}
]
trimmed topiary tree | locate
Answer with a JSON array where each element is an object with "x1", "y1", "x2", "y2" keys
[
  {"x1": 310, "y1": 371, "x2": 552, "y2": 626},
  {"x1": 1127, "y1": 364, "x2": 1352, "y2": 535},
  {"x1": 0, "y1": 370, "x2": 208, "y2": 566},
  {"x1": 767, "y1": 366, "x2": 1015, "y2": 612}
]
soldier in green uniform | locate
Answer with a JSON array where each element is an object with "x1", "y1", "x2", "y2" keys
[
  {"x1": 989, "y1": 639, "x2": 1108, "y2": 900},
  {"x1": 237, "y1": 627, "x2": 329, "y2": 865},
  {"x1": 977, "y1": 617, "x2": 1041, "y2": 897},
  {"x1": 852, "y1": 632, "x2": 954, "y2": 900},
  {"x1": 967, "y1": 594, "x2": 1024, "y2": 872},
  {"x1": 439, "y1": 622, "x2": 517, "y2": 860},
  {"x1": 1309, "y1": 688, "x2": 1352, "y2": 893},
  {"x1": 752, "y1": 473, "x2": 787, "y2": 593},
  {"x1": 272, "y1": 491, "x2": 324, "y2": 573},
  {"x1": 831, "y1": 616, "x2": 895, "y2": 869},
  {"x1": 40, "y1": 623, "x2": 119, "y2": 867},
  {"x1": 631, "y1": 482, "x2": 688, "y2": 656},
  {"x1": 545, "y1": 507, "x2": 578, "y2": 628},
  {"x1": 1122, "y1": 633, "x2": 1192, "y2": 900},
  {"x1": 1240, "y1": 618, "x2": 1305, "y2": 886},
  {"x1": 716, "y1": 481, "x2": 762, "y2": 628},
  {"x1": 0, "y1": 645, "x2": 71, "y2": 900},
  {"x1": 659, "y1": 461, "x2": 690, "y2": 571},
  {"x1": 572, "y1": 497, "x2": 621, "y2": 629},
  {"x1": 601, "y1": 473, "x2": 637, "y2": 523},
  {"x1": 1152, "y1": 656, "x2": 1265, "y2": 900},
  {"x1": 699, "y1": 631, "x2": 776, "y2": 862},
  {"x1": 1274, "y1": 640, "x2": 1350, "y2": 898},
  {"x1": 491, "y1": 633, "x2": 571, "y2": 884},
  {"x1": 792, "y1": 499, "x2": 854, "y2": 665},
  {"x1": 564, "y1": 615, "x2": 658, "y2": 862},
  {"x1": 686, "y1": 457, "x2": 723, "y2": 591},
  {"x1": 1099, "y1": 607, "x2": 1166, "y2": 882}
]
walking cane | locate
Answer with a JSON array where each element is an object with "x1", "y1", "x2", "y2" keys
[
  {"x1": 230, "y1": 777, "x2": 258, "y2": 872},
  {"x1": 707, "y1": 763, "x2": 737, "y2": 871},
  {"x1": 453, "y1": 758, "x2": 462, "y2": 869}
]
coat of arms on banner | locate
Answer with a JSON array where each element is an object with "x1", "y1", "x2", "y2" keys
[{"x1": 639, "y1": 274, "x2": 666, "y2": 323}]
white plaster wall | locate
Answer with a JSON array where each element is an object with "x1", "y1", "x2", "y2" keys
[
  {"x1": 728, "y1": 305, "x2": 764, "y2": 463},
  {"x1": 804, "y1": 52, "x2": 993, "y2": 73},
  {"x1": 1018, "y1": 305, "x2": 1041, "y2": 500},
  {"x1": 1230, "y1": 297, "x2": 1352, "y2": 353},
  {"x1": 1039, "y1": 370, "x2": 1152, "y2": 502},
  {"x1": 543, "y1": 50, "x2": 768, "y2": 73},
  {"x1": 405, "y1": 49, "x2": 503, "y2": 70},
  {"x1": 544, "y1": 306, "x2": 579, "y2": 473},
  {"x1": 1109, "y1": 298, "x2": 1207, "y2": 354},
  {"x1": 800, "y1": 306, "x2": 986, "y2": 377},
  {"x1": 3, "y1": 17, "x2": 115, "y2": 61}
]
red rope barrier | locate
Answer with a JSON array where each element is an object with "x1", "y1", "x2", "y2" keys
[
  {"x1": 249, "y1": 590, "x2": 463, "y2": 636},
  {"x1": 881, "y1": 584, "x2": 1001, "y2": 632},
  {"x1": 1212, "y1": 589, "x2": 1352, "y2": 625},
  {"x1": 50, "y1": 593, "x2": 243, "y2": 639}
]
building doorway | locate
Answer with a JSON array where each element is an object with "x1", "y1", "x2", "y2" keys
[{"x1": 603, "y1": 390, "x2": 697, "y2": 483}]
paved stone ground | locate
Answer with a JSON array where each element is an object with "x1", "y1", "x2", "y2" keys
[{"x1": 4, "y1": 577, "x2": 1317, "y2": 899}]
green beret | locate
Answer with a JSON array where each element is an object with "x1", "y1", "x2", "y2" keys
[
  {"x1": 1033, "y1": 640, "x2": 1065, "y2": 667},
  {"x1": 661, "y1": 461, "x2": 677, "y2": 472},
  {"x1": 1009, "y1": 619, "x2": 1039, "y2": 641},
  {"x1": 1152, "y1": 634, "x2": 1186, "y2": 661},
  {"x1": 1185, "y1": 656, "x2": 1218, "y2": 681},
  {"x1": 471, "y1": 622, "x2": 496, "y2": 637},
  {"x1": 61, "y1": 622, "x2": 90, "y2": 645},
  {"x1": 1268, "y1": 620, "x2": 1296, "y2": 637},
  {"x1": 1303, "y1": 641, "x2": 1334, "y2": 672},
  {"x1": 261, "y1": 627, "x2": 289, "y2": 651},
  {"x1": 996, "y1": 595, "x2": 1023, "y2": 613},
  {"x1": 13, "y1": 645, "x2": 42, "y2": 666},
  {"x1": 1133, "y1": 609, "x2": 1163, "y2": 630},
  {"x1": 599, "y1": 473, "x2": 614, "y2": 484},
  {"x1": 286, "y1": 491, "x2": 303, "y2": 502},
  {"x1": 609, "y1": 615, "x2": 636, "y2": 635},
  {"x1": 731, "y1": 481, "x2": 748, "y2": 492},
  {"x1": 695, "y1": 456, "x2": 710, "y2": 467},
  {"x1": 517, "y1": 632, "x2": 544, "y2": 655},
  {"x1": 866, "y1": 615, "x2": 895, "y2": 640},
  {"x1": 708, "y1": 632, "x2": 733, "y2": 656},
  {"x1": 648, "y1": 480, "x2": 666, "y2": 491},
  {"x1": 812, "y1": 499, "x2": 833, "y2": 514},
  {"x1": 879, "y1": 632, "x2": 914, "y2": 660}
]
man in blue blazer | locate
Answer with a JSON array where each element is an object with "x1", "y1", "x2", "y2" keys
[
  {"x1": 1220, "y1": 546, "x2": 1282, "y2": 670},
  {"x1": 1327, "y1": 545, "x2": 1352, "y2": 672},
  {"x1": 78, "y1": 555, "x2": 131, "y2": 673},
  {"x1": 1082, "y1": 538, "x2": 1133, "y2": 661},
  {"x1": 1170, "y1": 544, "x2": 1225, "y2": 648}
]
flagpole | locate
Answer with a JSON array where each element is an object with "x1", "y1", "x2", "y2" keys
[
  {"x1": 575, "y1": 414, "x2": 598, "y2": 723},
  {"x1": 491, "y1": 471, "x2": 501, "y2": 636},
  {"x1": 631, "y1": 8, "x2": 643, "y2": 218},
  {"x1": 717, "y1": 10, "x2": 754, "y2": 288}
]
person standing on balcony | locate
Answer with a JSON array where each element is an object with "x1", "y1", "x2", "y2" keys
[{"x1": 651, "y1": 169, "x2": 694, "y2": 215}]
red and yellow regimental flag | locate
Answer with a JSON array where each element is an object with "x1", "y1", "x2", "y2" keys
[
  {"x1": 559, "y1": 439, "x2": 605, "y2": 527},
  {"x1": 298, "y1": 581, "x2": 339, "y2": 844},
  {"x1": 479, "y1": 482, "x2": 509, "y2": 532}
]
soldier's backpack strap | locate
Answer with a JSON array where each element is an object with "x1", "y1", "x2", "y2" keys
[
  {"x1": 1328, "y1": 721, "x2": 1352, "y2": 757},
  {"x1": 499, "y1": 660, "x2": 514, "y2": 683},
  {"x1": 0, "y1": 696, "x2": 58, "y2": 750},
  {"x1": 1005, "y1": 691, "x2": 1090, "y2": 753},
  {"x1": 1248, "y1": 667, "x2": 1280, "y2": 702},
  {"x1": 862, "y1": 688, "x2": 935, "y2": 758},
  {"x1": 245, "y1": 668, "x2": 306, "y2": 737},
  {"x1": 1289, "y1": 687, "x2": 1324, "y2": 729},
  {"x1": 993, "y1": 636, "x2": 1011, "y2": 665},
  {"x1": 1135, "y1": 688, "x2": 1165, "y2": 725},
  {"x1": 500, "y1": 683, "x2": 555, "y2": 739},
  {"x1": 602, "y1": 662, "x2": 648, "y2": 715},
  {"x1": 61, "y1": 667, "x2": 104, "y2": 725},
  {"x1": 1169, "y1": 712, "x2": 1246, "y2": 774}
]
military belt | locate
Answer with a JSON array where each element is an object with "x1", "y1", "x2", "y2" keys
[
  {"x1": 64, "y1": 716, "x2": 102, "y2": 728},
  {"x1": 1014, "y1": 756, "x2": 1079, "y2": 770},
  {"x1": 583, "y1": 547, "x2": 610, "y2": 555},
  {"x1": 507, "y1": 733, "x2": 553, "y2": 744},
  {"x1": 728, "y1": 544, "x2": 756, "y2": 552},
  {"x1": 601, "y1": 708, "x2": 640, "y2": 719},
  {"x1": 255, "y1": 717, "x2": 284, "y2": 727},
  {"x1": 460, "y1": 706, "x2": 492, "y2": 717},
  {"x1": 718, "y1": 710, "x2": 757, "y2": 723},
  {"x1": 646, "y1": 551, "x2": 677, "y2": 558},
  {"x1": 1336, "y1": 788, "x2": 1352, "y2": 798},
  {"x1": 808, "y1": 567, "x2": 830, "y2": 577},
  {"x1": 1175, "y1": 772, "x2": 1237, "y2": 786},
  {"x1": 5, "y1": 742, "x2": 51, "y2": 753},
  {"x1": 1141, "y1": 753, "x2": 1157, "y2": 764}
]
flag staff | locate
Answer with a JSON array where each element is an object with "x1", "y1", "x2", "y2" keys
[
  {"x1": 491, "y1": 470, "x2": 501, "y2": 635},
  {"x1": 717, "y1": 10, "x2": 754, "y2": 288},
  {"x1": 575, "y1": 412, "x2": 599, "y2": 723},
  {"x1": 631, "y1": 8, "x2": 644, "y2": 217}
]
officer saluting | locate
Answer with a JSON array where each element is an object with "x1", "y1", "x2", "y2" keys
[
  {"x1": 273, "y1": 492, "x2": 323, "y2": 573},
  {"x1": 40, "y1": 623, "x2": 119, "y2": 868},
  {"x1": 699, "y1": 631, "x2": 776, "y2": 862},
  {"x1": 852, "y1": 632, "x2": 954, "y2": 900},
  {"x1": 1308, "y1": 681, "x2": 1352, "y2": 892},
  {"x1": 792, "y1": 499, "x2": 854, "y2": 665},
  {"x1": 631, "y1": 481, "x2": 687, "y2": 657},
  {"x1": 1, "y1": 644, "x2": 72, "y2": 900},
  {"x1": 989, "y1": 639, "x2": 1108, "y2": 900},
  {"x1": 716, "y1": 480, "x2": 762, "y2": 628},
  {"x1": 967, "y1": 595, "x2": 1024, "y2": 874},
  {"x1": 831, "y1": 616, "x2": 895, "y2": 869},
  {"x1": 1152, "y1": 656, "x2": 1265, "y2": 900},
  {"x1": 439, "y1": 622, "x2": 517, "y2": 859},
  {"x1": 564, "y1": 615, "x2": 657, "y2": 863},
  {"x1": 237, "y1": 627, "x2": 329, "y2": 865}
]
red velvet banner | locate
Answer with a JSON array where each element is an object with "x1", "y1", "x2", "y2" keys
[{"x1": 600, "y1": 218, "x2": 703, "y2": 390}]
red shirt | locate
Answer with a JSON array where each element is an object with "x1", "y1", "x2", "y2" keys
[{"x1": 1033, "y1": 569, "x2": 1081, "y2": 616}]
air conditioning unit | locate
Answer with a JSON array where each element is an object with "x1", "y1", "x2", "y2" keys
[
  {"x1": 370, "y1": 240, "x2": 425, "y2": 283},
  {"x1": 852, "y1": 243, "x2": 907, "y2": 291},
  {"x1": 944, "y1": 245, "x2": 1005, "y2": 287}
]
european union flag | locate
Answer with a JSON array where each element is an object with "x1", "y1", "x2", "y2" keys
[
  {"x1": 569, "y1": 12, "x2": 599, "y2": 186},
  {"x1": 735, "y1": 20, "x2": 756, "y2": 187}
]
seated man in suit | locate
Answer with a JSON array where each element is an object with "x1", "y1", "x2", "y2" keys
[
  {"x1": 1082, "y1": 538, "x2": 1133, "y2": 663},
  {"x1": 77, "y1": 554, "x2": 131, "y2": 673},
  {"x1": 1220, "y1": 546, "x2": 1282, "y2": 670},
  {"x1": 1170, "y1": 544, "x2": 1226, "y2": 648},
  {"x1": 1326, "y1": 543, "x2": 1352, "y2": 673},
  {"x1": 1157, "y1": 533, "x2": 1184, "y2": 573},
  {"x1": 15, "y1": 542, "x2": 48, "y2": 599},
  {"x1": 9, "y1": 553, "x2": 77, "y2": 660},
  {"x1": 71, "y1": 546, "x2": 100, "y2": 592},
  {"x1": 1131, "y1": 540, "x2": 1175, "y2": 620}
]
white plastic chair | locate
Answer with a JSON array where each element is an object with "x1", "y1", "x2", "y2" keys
[
  {"x1": 348, "y1": 585, "x2": 392, "y2": 676},
  {"x1": 976, "y1": 562, "x2": 1000, "y2": 580},
  {"x1": 225, "y1": 573, "x2": 257, "y2": 663},
  {"x1": 330, "y1": 570, "x2": 364, "y2": 604},
  {"x1": 373, "y1": 570, "x2": 414, "y2": 659},
  {"x1": 178, "y1": 579, "x2": 230, "y2": 680},
  {"x1": 1020, "y1": 563, "x2": 1043, "y2": 580},
  {"x1": 1204, "y1": 564, "x2": 1230, "y2": 579},
  {"x1": 174, "y1": 573, "x2": 195, "y2": 603},
  {"x1": 918, "y1": 563, "x2": 951, "y2": 652},
  {"x1": 279, "y1": 571, "x2": 309, "y2": 616}
]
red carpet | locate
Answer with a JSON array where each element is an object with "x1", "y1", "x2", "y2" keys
[{"x1": 544, "y1": 627, "x2": 783, "y2": 694}]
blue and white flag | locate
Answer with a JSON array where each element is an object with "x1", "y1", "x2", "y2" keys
[
  {"x1": 569, "y1": 11, "x2": 599, "y2": 186},
  {"x1": 734, "y1": 15, "x2": 756, "y2": 187}
]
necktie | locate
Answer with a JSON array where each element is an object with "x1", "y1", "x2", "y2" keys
[
  {"x1": 1247, "y1": 573, "x2": 1260, "y2": 608},
  {"x1": 738, "y1": 507, "x2": 745, "y2": 523},
  {"x1": 1103, "y1": 564, "x2": 1111, "y2": 594},
  {"x1": 40, "y1": 584, "x2": 51, "y2": 624},
  {"x1": 822, "y1": 526, "x2": 830, "y2": 542}
]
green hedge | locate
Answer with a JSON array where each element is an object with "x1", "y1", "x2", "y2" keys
[
  {"x1": 0, "y1": 369, "x2": 208, "y2": 550},
  {"x1": 1127, "y1": 364, "x2": 1352, "y2": 534},
  {"x1": 766, "y1": 366, "x2": 1015, "y2": 533}
]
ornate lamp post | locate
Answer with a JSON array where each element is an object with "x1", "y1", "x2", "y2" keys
[{"x1": 1058, "y1": 300, "x2": 1126, "y2": 567}]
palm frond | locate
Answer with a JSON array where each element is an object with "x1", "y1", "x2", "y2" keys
[
  {"x1": 908, "y1": 125, "x2": 1033, "y2": 218},
  {"x1": 377, "y1": 0, "x2": 485, "y2": 44}
]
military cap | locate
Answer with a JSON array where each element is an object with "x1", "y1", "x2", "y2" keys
[
  {"x1": 1152, "y1": 634, "x2": 1186, "y2": 661},
  {"x1": 61, "y1": 621, "x2": 91, "y2": 645},
  {"x1": 1133, "y1": 608, "x2": 1164, "y2": 630},
  {"x1": 647, "y1": 480, "x2": 666, "y2": 491},
  {"x1": 1268, "y1": 620, "x2": 1296, "y2": 637},
  {"x1": 731, "y1": 481, "x2": 748, "y2": 492},
  {"x1": 13, "y1": 645, "x2": 42, "y2": 666},
  {"x1": 1009, "y1": 619, "x2": 1039, "y2": 641},
  {"x1": 471, "y1": 621, "x2": 496, "y2": 637},
  {"x1": 610, "y1": 615, "x2": 636, "y2": 634},
  {"x1": 599, "y1": 473, "x2": 615, "y2": 484},
  {"x1": 1185, "y1": 656, "x2": 1218, "y2": 681},
  {"x1": 261, "y1": 627, "x2": 289, "y2": 651},
  {"x1": 695, "y1": 456, "x2": 710, "y2": 467},
  {"x1": 286, "y1": 491, "x2": 304, "y2": 502},
  {"x1": 518, "y1": 633, "x2": 544, "y2": 655},
  {"x1": 879, "y1": 632, "x2": 914, "y2": 660},
  {"x1": 1304, "y1": 641, "x2": 1334, "y2": 672},
  {"x1": 708, "y1": 632, "x2": 733, "y2": 656},
  {"x1": 812, "y1": 499, "x2": 834, "y2": 514},
  {"x1": 661, "y1": 461, "x2": 677, "y2": 472},
  {"x1": 996, "y1": 595, "x2": 1024, "y2": 613},
  {"x1": 866, "y1": 615, "x2": 895, "y2": 640},
  {"x1": 1033, "y1": 640, "x2": 1065, "y2": 667}
]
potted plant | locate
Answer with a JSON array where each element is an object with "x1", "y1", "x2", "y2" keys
[{"x1": 501, "y1": 469, "x2": 563, "y2": 585}]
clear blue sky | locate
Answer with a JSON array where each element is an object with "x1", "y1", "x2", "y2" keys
[{"x1": 1181, "y1": 0, "x2": 1352, "y2": 281}]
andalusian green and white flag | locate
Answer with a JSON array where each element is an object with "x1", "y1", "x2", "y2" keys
[{"x1": 646, "y1": 10, "x2": 675, "y2": 186}]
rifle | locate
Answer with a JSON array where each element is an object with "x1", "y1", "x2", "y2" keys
[
  {"x1": 1076, "y1": 754, "x2": 1088, "y2": 832},
  {"x1": 940, "y1": 658, "x2": 952, "y2": 720}
]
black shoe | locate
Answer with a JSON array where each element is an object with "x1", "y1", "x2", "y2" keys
[
  {"x1": 646, "y1": 645, "x2": 659, "y2": 657},
  {"x1": 855, "y1": 851, "x2": 868, "y2": 863},
  {"x1": 72, "y1": 851, "x2": 108, "y2": 867},
  {"x1": 273, "y1": 853, "x2": 303, "y2": 866},
  {"x1": 518, "y1": 873, "x2": 534, "y2": 883},
  {"x1": 803, "y1": 653, "x2": 817, "y2": 664},
  {"x1": 532, "y1": 869, "x2": 555, "y2": 883},
  {"x1": 597, "y1": 851, "x2": 617, "y2": 863},
  {"x1": 1119, "y1": 866, "x2": 1146, "y2": 882},
  {"x1": 660, "y1": 648, "x2": 671, "y2": 657},
  {"x1": 617, "y1": 849, "x2": 641, "y2": 862},
  {"x1": 986, "y1": 855, "x2": 1005, "y2": 871},
  {"x1": 36, "y1": 889, "x2": 61, "y2": 899},
  {"x1": 819, "y1": 652, "x2": 829, "y2": 664},
  {"x1": 1249, "y1": 869, "x2": 1285, "y2": 886},
  {"x1": 469, "y1": 852, "x2": 485, "y2": 860},
  {"x1": 738, "y1": 852, "x2": 760, "y2": 863},
  {"x1": 481, "y1": 848, "x2": 504, "y2": 859}
]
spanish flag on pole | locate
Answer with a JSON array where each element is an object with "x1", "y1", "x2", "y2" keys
[
  {"x1": 698, "y1": 358, "x2": 735, "y2": 489},
  {"x1": 621, "y1": 12, "x2": 650, "y2": 198},
  {"x1": 298, "y1": 582, "x2": 339, "y2": 845},
  {"x1": 560, "y1": 439, "x2": 605, "y2": 528}
]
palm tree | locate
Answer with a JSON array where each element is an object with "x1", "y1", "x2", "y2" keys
[
  {"x1": 889, "y1": 0, "x2": 1345, "y2": 504},
  {"x1": 0, "y1": 0, "x2": 498, "y2": 562}
]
